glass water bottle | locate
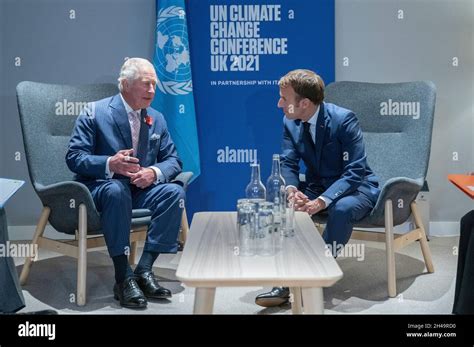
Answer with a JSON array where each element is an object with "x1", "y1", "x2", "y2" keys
[
  {"x1": 265, "y1": 154, "x2": 286, "y2": 227},
  {"x1": 245, "y1": 163, "x2": 266, "y2": 199}
]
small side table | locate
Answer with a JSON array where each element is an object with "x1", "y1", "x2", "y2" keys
[
  {"x1": 0, "y1": 178, "x2": 25, "y2": 313},
  {"x1": 447, "y1": 174, "x2": 474, "y2": 199}
]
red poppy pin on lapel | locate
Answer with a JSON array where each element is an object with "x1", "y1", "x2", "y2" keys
[{"x1": 144, "y1": 115, "x2": 153, "y2": 126}]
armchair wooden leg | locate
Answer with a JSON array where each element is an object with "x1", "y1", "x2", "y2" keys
[
  {"x1": 129, "y1": 241, "x2": 138, "y2": 265},
  {"x1": 315, "y1": 222, "x2": 324, "y2": 235},
  {"x1": 77, "y1": 204, "x2": 87, "y2": 306},
  {"x1": 411, "y1": 202, "x2": 435, "y2": 273},
  {"x1": 19, "y1": 206, "x2": 50, "y2": 285},
  {"x1": 179, "y1": 207, "x2": 189, "y2": 245},
  {"x1": 384, "y1": 200, "x2": 397, "y2": 298}
]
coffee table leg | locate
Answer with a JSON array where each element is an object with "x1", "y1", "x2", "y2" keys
[
  {"x1": 290, "y1": 287, "x2": 303, "y2": 314},
  {"x1": 301, "y1": 287, "x2": 324, "y2": 314},
  {"x1": 194, "y1": 287, "x2": 216, "y2": 314}
]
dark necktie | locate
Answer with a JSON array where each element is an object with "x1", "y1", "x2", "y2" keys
[
  {"x1": 303, "y1": 122, "x2": 315, "y2": 151},
  {"x1": 303, "y1": 121, "x2": 319, "y2": 175},
  {"x1": 303, "y1": 121, "x2": 318, "y2": 173}
]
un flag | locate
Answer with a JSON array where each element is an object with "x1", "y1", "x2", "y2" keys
[{"x1": 152, "y1": 0, "x2": 200, "y2": 181}]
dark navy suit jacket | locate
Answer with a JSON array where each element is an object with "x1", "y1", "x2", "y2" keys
[
  {"x1": 66, "y1": 94, "x2": 182, "y2": 183},
  {"x1": 281, "y1": 102, "x2": 379, "y2": 206}
]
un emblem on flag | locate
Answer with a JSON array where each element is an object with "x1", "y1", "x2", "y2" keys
[{"x1": 155, "y1": 6, "x2": 193, "y2": 95}]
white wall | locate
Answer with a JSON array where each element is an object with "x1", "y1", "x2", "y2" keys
[{"x1": 335, "y1": 0, "x2": 474, "y2": 227}]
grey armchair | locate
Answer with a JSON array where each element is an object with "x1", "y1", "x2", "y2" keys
[
  {"x1": 312, "y1": 81, "x2": 436, "y2": 297},
  {"x1": 16, "y1": 81, "x2": 192, "y2": 306}
]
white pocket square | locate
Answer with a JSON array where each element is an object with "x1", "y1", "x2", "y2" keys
[{"x1": 150, "y1": 133, "x2": 160, "y2": 140}]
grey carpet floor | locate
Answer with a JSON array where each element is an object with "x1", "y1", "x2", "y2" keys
[{"x1": 14, "y1": 236, "x2": 458, "y2": 314}]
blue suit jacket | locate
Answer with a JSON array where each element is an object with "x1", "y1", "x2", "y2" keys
[
  {"x1": 66, "y1": 94, "x2": 182, "y2": 183},
  {"x1": 281, "y1": 102, "x2": 379, "y2": 206}
]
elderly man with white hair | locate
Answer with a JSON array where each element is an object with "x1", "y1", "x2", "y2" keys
[{"x1": 66, "y1": 58, "x2": 185, "y2": 309}]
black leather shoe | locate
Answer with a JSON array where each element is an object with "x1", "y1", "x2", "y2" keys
[
  {"x1": 134, "y1": 271, "x2": 172, "y2": 299},
  {"x1": 255, "y1": 287, "x2": 290, "y2": 307},
  {"x1": 113, "y1": 277, "x2": 147, "y2": 309}
]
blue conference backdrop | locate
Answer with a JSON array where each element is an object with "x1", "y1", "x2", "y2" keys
[{"x1": 184, "y1": 0, "x2": 334, "y2": 219}]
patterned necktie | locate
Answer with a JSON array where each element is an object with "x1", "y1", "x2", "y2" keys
[{"x1": 129, "y1": 111, "x2": 141, "y2": 156}]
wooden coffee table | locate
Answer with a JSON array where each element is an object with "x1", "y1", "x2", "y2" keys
[{"x1": 176, "y1": 211, "x2": 343, "y2": 314}]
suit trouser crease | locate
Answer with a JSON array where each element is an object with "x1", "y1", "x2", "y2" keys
[
  {"x1": 304, "y1": 185, "x2": 376, "y2": 247},
  {"x1": 86, "y1": 179, "x2": 184, "y2": 257}
]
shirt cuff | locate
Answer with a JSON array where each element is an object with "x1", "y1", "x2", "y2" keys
[
  {"x1": 318, "y1": 196, "x2": 332, "y2": 208},
  {"x1": 149, "y1": 166, "x2": 164, "y2": 184},
  {"x1": 105, "y1": 157, "x2": 114, "y2": 179}
]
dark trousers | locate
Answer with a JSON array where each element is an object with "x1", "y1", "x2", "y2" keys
[
  {"x1": 85, "y1": 179, "x2": 185, "y2": 257},
  {"x1": 302, "y1": 183, "x2": 377, "y2": 247},
  {"x1": 453, "y1": 210, "x2": 474, "y2": 314}
]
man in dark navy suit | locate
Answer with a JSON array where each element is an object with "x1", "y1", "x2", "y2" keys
[
  {"x1": 256, "y1": 69, "x2": 380, "y2": 307},
  {"x1": 66, "y1": 58, "x2": 185, "y2": 309},
  {"x1": 453, "y1": 210, "x2": 474, "y2": 314}
]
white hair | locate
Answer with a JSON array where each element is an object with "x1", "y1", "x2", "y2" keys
[{"x1": 118, "y1": 58, "x2": 155, "y2": 92}]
